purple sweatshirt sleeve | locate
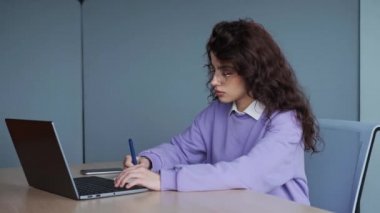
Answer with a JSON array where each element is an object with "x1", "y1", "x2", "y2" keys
[
  {"x1": 139, "y1": 106, "x2": 210, "y2": 173},
  {"x1": 160, "y1": 111, "x2": 304, "y2": 192}
]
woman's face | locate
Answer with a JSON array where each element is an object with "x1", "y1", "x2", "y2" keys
[{"x1": 210, "y1": 52, "x2": 253, "y2": 110}]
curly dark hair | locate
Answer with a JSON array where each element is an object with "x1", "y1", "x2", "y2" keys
[{"x1": 206, "y1": 19, "x2": 319, "y2": 152}]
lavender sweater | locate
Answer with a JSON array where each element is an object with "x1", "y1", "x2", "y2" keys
[{"x1": 140, "y1": 101, "x2": 309, "y2": 204}]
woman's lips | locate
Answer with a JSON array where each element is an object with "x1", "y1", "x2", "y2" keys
[{"x1": 215, "y1": 90, "x2": 224, "y2": 96}]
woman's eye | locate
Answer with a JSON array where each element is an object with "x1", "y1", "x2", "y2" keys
[{"x1": 223, "y1": 72, "x2": 233, "y2": 77}]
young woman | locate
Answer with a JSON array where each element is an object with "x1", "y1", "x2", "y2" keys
[{"x1": 114, "y1": 19, "x2": 319, "y2": 205}]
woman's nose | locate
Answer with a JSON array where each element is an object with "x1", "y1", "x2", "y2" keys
[{"x1": 210, "y1": 73, "x2": 220, "y2": 87}]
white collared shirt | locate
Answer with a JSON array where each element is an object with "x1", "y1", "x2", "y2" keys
[{"x1": 230, "y1": 100, "x2": 265, "y2": 120}]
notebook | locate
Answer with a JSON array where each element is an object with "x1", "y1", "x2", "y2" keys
[{"x1": 5, "y1": 118, "x2": 148, "y2": 200}]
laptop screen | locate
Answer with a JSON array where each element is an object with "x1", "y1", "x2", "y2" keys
[{"x1": 6, "y1": 118, "x2": 80, "y2": 199}]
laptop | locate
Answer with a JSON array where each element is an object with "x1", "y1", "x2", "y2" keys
[{"x1": 5, "y1": 118, "x2": 148, "y2": 200}]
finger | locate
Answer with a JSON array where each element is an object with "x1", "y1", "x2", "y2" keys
[
  {"x1": 114, "y1": 168, "x2": 136, "y2": 187},
  {"x1": 123, "y1": 168, "x2": 146, "y2": 179},
  {"x1": 123, "y1": 164, "x2": 144, "y2": 173},
  {"x1": 115, "y1": 168, "x2": 145, "y2": 187},
  {"x1": 139, "y1": 157, "x2": 151, "y2": 169},
  {"x1": 126, "y1": 178, "x2": 143, "y2": 189},
  {"x1": 114, "y1": 170, "x2": 129, "y2": 187},
  {"x1": 124, "y1": 155, "x2": 134, "y2": 168},
  {"x1": 116, "y1": 171, "x2": 137, "y2": 188},
  {"x1": 126, "y1": 172, "x2": 159, "y2": 191}
]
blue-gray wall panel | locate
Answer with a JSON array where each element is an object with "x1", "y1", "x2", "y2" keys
[
  {"x1": 83, "y1": 0, "x2": 359, "y2": 162},
  {"x1": 360, "y1": 1, "x2": 380, "y2": 212},
  {"x1": 0, "y1": 0, "x2": 82, "y2": 167}
]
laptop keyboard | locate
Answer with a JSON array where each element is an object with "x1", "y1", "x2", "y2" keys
[{"x1": 74, "y1": 176, "x2": 144, "y2": 196}]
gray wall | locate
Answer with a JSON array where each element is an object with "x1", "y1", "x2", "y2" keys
[
  {"x1": 360, "y1": 0, "x2": 380, "y2": 212},
  {"x1": 360, "y1": 0, "x2": 380, "y2": 123},
  {"x1": 83, "y1": 0, "x2": 359, "y2": 162},
  {"x1": 0, "y1": 0, "x2": 82, "y2": 167},
  {"x1": 0, "y1": 0, "x2": 360, "y2": 166}
]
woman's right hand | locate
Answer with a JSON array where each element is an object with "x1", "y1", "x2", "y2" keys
[{"x1": 123, "y1": 155, "x2": 151, "y2": 169}]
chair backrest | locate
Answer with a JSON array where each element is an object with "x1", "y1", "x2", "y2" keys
[{"x1": 305, "y1": 119, "x2": 380, "y2": 213}]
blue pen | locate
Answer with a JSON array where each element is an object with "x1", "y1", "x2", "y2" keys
[{"x1": 128, "y1": 138, "x2": 138, "y2": 165}]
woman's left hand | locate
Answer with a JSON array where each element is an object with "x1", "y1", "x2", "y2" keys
[{"x1": 114, "y1": 165, "x2": 160, "y2": 191}]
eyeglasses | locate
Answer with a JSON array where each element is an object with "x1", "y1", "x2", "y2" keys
[{"x1": 207, "y1": 64, "x2": 237, "y2": 84}]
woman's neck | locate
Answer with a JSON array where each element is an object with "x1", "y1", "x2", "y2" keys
[{"x1": 235, "y1": 96, "x2": 254, "y2": 112}]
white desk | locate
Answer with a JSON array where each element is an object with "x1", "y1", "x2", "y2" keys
[{"x1": 0, "y1": 162, "x2": 330, "y2": 213}]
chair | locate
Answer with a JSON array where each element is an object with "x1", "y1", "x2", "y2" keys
[{"x1": 305, "y1": 119, "x2": 380, "y2": 213}]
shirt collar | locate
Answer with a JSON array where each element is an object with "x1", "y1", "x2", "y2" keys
[{"x1": 230, "y1": 100, "x2": 265, "y2": 120}]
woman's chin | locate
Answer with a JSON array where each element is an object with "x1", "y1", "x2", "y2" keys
[{"x1": 217, "y1": 97, "x2": 233, "y2": 103}]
